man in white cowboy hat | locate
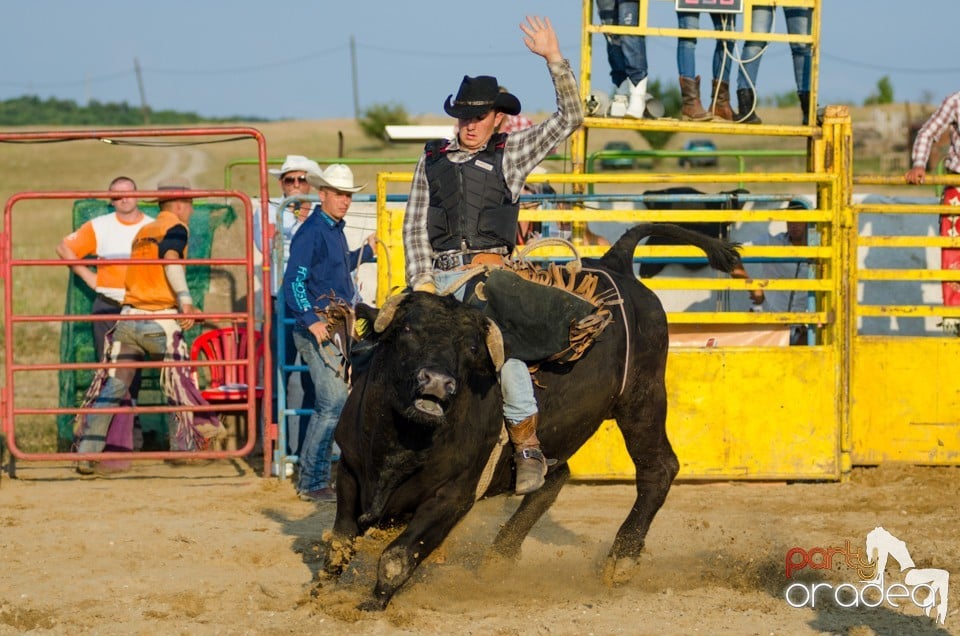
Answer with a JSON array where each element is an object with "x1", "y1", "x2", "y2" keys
[
  {"x1": 257, "y1": 154, "x2": 324, "y2": 291},
  {"x1": 402, "y1": 15, "x2": 583, "y2": 495},
  {"x1": 283, "y1": 163, "x2": 376, "y2": 503}
]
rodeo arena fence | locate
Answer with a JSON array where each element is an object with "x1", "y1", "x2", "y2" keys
[
  {"x1": 2, "y1": 0, "x2": 959, "y2": 481},
  {"x1": 0, "y1": 127, "x2": 275, "y2": 476}
]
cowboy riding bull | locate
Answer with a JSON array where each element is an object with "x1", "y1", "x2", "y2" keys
[{"x1": 321, "y1": 223, "x2": 742, "y2": 610}]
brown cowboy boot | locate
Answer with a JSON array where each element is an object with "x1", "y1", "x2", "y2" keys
[
  {"x1": 508, "y1": 413, "x2": 548, "y2": 495},
  {"x1": 679, "y1": 75, "x2": 712, "y2": 121},
  {"x1": 708, "y1": 79, "x2": 734, "y2": 121}
]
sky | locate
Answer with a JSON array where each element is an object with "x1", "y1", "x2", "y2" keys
[{"x1": 3, "y1": 1, "x2": 959, "y2": 121}]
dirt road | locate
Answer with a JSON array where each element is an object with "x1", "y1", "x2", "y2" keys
[{"x1": 0, "y1": 460, "x2": 956, "y2": 635}]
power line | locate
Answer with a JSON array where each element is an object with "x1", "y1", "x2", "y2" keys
[{"x1": 820, "y1": 53, "x2": 960, "y2": 75}]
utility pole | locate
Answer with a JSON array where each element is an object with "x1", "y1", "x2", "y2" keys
[
  {"x1": 134, "y1": 57, "x2": 150, "y2": 125},
  {"x1": 350, "y1": 35, "x2": 360, "y2": 120}
]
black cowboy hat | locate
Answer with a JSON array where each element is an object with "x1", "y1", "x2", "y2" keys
[{"x1": 443, "y1": 75, "x2": 521, "y2": 119}]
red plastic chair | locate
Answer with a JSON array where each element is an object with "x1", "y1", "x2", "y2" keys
[{"x1": 190, "y1": 327, "x2": 264, "y2": 403}]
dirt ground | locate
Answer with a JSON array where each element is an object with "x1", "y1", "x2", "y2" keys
[{"x1": 0, "y1": 459, "x2": 957, "y2": 636}]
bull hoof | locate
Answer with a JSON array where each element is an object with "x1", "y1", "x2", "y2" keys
[
  {"x1": 601, "y1": 554, "x2": 641, "y2": 587},
  {"x1": 322, "y1": 536, "x2": 356, "y2": 577}
]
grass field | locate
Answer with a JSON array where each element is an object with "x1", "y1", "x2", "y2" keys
[{"x1": 0, "y1": 106, "x2": 918, "y2": 453}]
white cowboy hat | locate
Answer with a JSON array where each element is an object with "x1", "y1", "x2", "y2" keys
[
  {"x1": 307, "y1": 163, "x2": 365, "y2": 193},
  {"x1": 268, "y1": 154, "x2": 323, "y2": 177}
]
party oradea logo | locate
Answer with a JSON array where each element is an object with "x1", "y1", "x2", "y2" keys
[{"x1": 784, "y1": 527, "x2": 949, "y2": 626}]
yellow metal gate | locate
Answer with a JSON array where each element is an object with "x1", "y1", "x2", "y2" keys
[
  {"x1": 375, "y1": 129, "x2": 848, "y2": 481},
  {"x1": 848, "y1": 183, "x2": 960, "y2": 465}
]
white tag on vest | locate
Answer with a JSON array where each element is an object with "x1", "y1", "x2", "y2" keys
[{"x1": 474, "y1": 159, "x2": 494, "y2": 171}]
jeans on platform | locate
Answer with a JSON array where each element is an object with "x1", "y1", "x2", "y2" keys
[
  {"x1": 292, "y1": 326, "x2": 347, "y2": 493},
  {"x1": 737, "y1": 7, "x2": 811, "y2": 92},
  {"x1": 677, "y1": 11, "x2": 736, "y2": 82},
  {"x1": 77, "y1": 315, "x2": 175, "y2": 454},
  {"x1": 596, "y1": 0, "x2": 647, "y2": 86}
]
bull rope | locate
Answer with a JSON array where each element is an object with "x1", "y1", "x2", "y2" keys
[
  {"x1": 582, "y1": 267, "x2": 631, "y2": 397},
  {"x1": 475, "y1": 424, "x2": 510, "y2": 501}
]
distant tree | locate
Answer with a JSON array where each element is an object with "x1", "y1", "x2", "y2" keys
[
  {"x1": 864, "y1": 76, "x2": 894, "y2": 105},
  {"x1": 359, "y1": 102, "x2": 410, "y2": 144},
  {"x1": 635, "y1": 78, "x2": 679, "y2": 161},
  {"x1": 0, "y1": 94, "x2": 264, "y2": 125}
]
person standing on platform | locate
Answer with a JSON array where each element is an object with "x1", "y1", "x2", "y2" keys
[
  {"x1": 735, "y1": 5, "x2": 812, "y2": 124},
  {"x1": 675, "y1": 8, "x2": 737, "y2": 121},
  {"x1": 596, "y1": 0, "x2": 650, "y2": 119}
]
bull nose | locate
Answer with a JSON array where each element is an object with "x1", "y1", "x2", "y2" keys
[{"x1": 417, "y1": 368, "x2": 456, "y2": 398}]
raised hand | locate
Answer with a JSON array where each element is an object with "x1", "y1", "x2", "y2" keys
[{"x1": 520, "y1": 15, "x2": 562, "y2": 64}]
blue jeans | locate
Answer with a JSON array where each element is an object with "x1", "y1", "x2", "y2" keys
[
  {"x1": 434, "y1": 270, "x2": 538, "y2": 424},
  {"x1": 737, "y1": 7, "x2": 812, "y2": 92},
  {"x1": 77, "y1": 313, "x2": 177, "y2": 454},
  {"x1": 596, "y1": 0, "x2": 647, "y2": 86},
  {"x1": 677, "y1": 11, "x2": 736, "y2": 82},
  {"x1": 292, "y1": 326, "x2": 347, "y2": 493}
]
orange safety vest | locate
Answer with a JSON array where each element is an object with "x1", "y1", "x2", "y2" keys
[{"x1": 123, "y1": 211, "x2": 189, "y2": 311}]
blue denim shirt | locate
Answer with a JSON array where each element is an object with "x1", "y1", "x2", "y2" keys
[{"x1": 282, "y1": 210, "x2": 374, "y2": 329}]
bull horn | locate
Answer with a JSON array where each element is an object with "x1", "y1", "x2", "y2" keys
[
  {"x1": 374, "y1": 293, "x2": 406, "y2": 333},
  {"x1": 485, "y1": 319, "x2": 505, "y2": 372}
]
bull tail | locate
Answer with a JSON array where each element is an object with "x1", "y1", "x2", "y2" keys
[{"x1": 599, "y1": 223, "x2": 742, "y2": 277}]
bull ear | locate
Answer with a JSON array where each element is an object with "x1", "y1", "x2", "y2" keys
[
  {"x1": 354, "y1": 303, "x2": 379, "y2": 340},
  {"x1": 373, "y1": 293, "x2": 406, "y2": 333},
  {"x1": 485, "y1": 319, "x2": 505, "y2": 371}
]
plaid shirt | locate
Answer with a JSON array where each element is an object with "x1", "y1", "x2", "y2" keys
[
  {"x1": 403, "y1": 59, "x2": 583, "y2": 289},
  {"x1": 912, "y1": 91, "x2": 960, "y2": 173}
]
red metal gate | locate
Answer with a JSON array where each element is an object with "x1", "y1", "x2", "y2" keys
[{"x1": 0, "y1": 127, "x2": 277, "y2": 476}]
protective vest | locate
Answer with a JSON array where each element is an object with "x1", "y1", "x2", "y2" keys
[
  {"x1": 123, "y1": 211, "x2": 189, "y2": 311},
  {"x1": 423, "y1": 133, "x2": 519, "y2": 252}
]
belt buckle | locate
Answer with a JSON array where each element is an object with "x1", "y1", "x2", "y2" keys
[{"x1": 437, "y1": 253, "x2": 465, "y2": 271}]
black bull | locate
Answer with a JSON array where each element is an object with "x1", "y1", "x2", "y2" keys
[{"x1": 322, "y1": 223, "x2": 742, "y2": 611}]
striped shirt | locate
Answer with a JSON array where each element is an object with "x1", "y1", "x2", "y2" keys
[
  {"x1": 911, "y1": 91, "x2": 960, "y2": 173},
  {"x1": 403, "y1": 59, "x2": 584, "y2": 289}
]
